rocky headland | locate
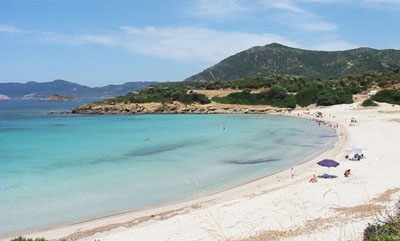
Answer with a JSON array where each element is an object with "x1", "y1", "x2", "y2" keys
[
  {"x1": 71, "y1": 101, "x2": 283, "y2": 115},
  {"x1": 70, "y1": 89, "x2": 286, "y2": 115}
]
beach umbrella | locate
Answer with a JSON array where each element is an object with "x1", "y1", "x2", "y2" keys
[
  {"x1": 317, "y1": 159, "x2": 340, "y2": 167},
  {"x1": 351, "y1": 146, "x2": 366, "y2": 153},
  {"x1": 317, "y1": 159, "x2": 340, "y2": 178}
]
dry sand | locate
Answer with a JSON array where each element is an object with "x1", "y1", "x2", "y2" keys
[{"x1": 3, "y1": 101, "x2": 400, "y2": 241}]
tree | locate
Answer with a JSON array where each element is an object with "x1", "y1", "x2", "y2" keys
[
  {"x1": 266, "y1": 85, "x2": 288, "y2": 99},
  {"x1": 347, "y1": 80, "x2": 361, "y2": 94},
  {"x1": 295, "y1": 85, "x2": 319, "y2": 107},
  {"x1": 317, "y1": 89, "x2": 337, "y2": 106}
]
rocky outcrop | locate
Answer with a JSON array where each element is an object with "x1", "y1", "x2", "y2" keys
[{"x1": 71, "y1": 102, "x2": 283, "y2": 115}]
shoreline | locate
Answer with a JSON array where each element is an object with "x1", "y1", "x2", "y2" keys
[{"x1": 3, "y1": 102, "x2": 400, "y2": 241}]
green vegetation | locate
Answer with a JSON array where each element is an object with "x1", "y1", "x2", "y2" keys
[
  {"x1": 363, "y1": 201, "x2": 400, "y2": 241},
  {"x1": 295, "y1": 85, "x2": 319, "y2": 107},
  {"x1": 203, "y1": 68, "x2": 399, "y2": 107},
  {"x1": 362, "y1": 98, "x2": 378, "y2": 107},
  {"x1": 372, "y1": 88, "x2": 400, "y2": 105},
  {"x1": 10, "y1": 238, "x2": 45, "y2": 241},
  {"x1": 9, "y1": 237, "x2": 66, "y2": 241},
  {"x1": 95, "y1": 86, "x2": 211, "y2": 106},
  {"x1": 315, "y1": 87, "x2": 353, "y2": 106},
  {"x1": 92, "y1": 68, "x2": 400, "y2": 109},
  {"x1": 185, "y1": 43, "x2": 400, "y2": 82},
  {"x1": 212, "y1": 86, "x2": 296, "y2": 108}
]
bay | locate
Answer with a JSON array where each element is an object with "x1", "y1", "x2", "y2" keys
[{"x1": 0, "y1": 100, "x2": 336, "y2": 236}]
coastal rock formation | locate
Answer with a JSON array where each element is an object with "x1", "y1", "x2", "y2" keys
[{"x1": 71, "y1": 102, "x2": 282, "y2": 115}]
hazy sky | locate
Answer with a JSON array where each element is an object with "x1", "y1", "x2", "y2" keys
[{"x1": 1, "y1": 0, "x2": 399, "y2": 87}]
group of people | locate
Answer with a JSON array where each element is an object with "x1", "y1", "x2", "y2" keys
[
  {"x1": 346, "y1": 153, "x2": 364, "y2": 161},
  {"x1": 308, "y1": 169, "x2": 351, "y2": 183}
]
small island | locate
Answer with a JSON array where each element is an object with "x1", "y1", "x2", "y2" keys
[{"x1": 46, "y1": 94, "x2": 77, "y2": 101}]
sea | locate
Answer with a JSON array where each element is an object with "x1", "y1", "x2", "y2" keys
[{"x1": 0, "y1": 99, "x2": 337, "y2": 237}]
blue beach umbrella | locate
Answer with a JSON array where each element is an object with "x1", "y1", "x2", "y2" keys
[
  {"x1": 351, "y1": 146, "x2": 366, "y2": 153},
  {"x1": 317, "y1": 159, "x2": 340, "y2": 167},
  {"x1": 317, "y1": 159, "x2": 340, "y2": 178}
]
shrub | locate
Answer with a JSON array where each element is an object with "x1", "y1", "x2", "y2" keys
[
  {"x1": 10, "y1": 237, "x2": 53, "y2": 241},
  {"x1": 295, "y1": 85, "x2": 319, "y2": 107},
  {"x1": 372, "y1": 89, "x2": 400, "y2": 105},
  {"x1": 212, "y1": 86, "x2": 296, "y2": 108},
  {"x1": 362, "y1": 98, "x2": 378, "y2": 107},
  {"x1": 392, "y1": 89, "x2": 400, "y2": 101},
  {"x1": 265, "y1": 85, "x2": 287, "y2": 99},
  {"x1": 316, "y1": 88, "x2": 353, "y2": 106},
  {"x1": 347, "y1": 80, "x2": 361, "y2": 94},
  {"x1": 363, "y1": 200, "x2": 400, "y2": 241},
  {"x1": 369, "y1": 236, "x2": 400, "y2": 241},
  {"x1": 316, "y1": 89, "x2": 337, "y2": 106}
]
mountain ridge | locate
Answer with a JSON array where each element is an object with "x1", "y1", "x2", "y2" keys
[
  {"x1": 185, "y1": 43, "x2": 400, "y2": 82},
  {"x1": 0, "y1": 79, "x2": 157, "y2": 99}
]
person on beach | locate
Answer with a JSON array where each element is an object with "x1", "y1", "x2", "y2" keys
[
  {"x1": 291, "y1": 168, "x2": 295, "y2": 179},
  {"x1": 344, "y1": 169, "x2": 351, "y2": 177},
  {"x1": 309, "y1": 174, "x2": 318, "y2": 183}
]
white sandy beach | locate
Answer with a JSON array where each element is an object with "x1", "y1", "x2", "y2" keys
[{"x1": 3, "y1": 101, "x2": 400, "y2": 241}]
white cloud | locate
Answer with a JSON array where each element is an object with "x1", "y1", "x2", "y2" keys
[
  {"x1": 38, "y1": 32, "x2": 117, "y2": 46},
  {"x1": 29, "y1": 25, "x2": 295, "y2": 63},
  {"x1": 77, "y1": 34, "x2": 117, "y2": 45},
  {"x1": 362, "y1": 0, "x2": 400, "y2": 4},
  {"x1": 119, "y1": 26, "x2": 296, "y2": 62},
  {"x1": 258, "y1": 0, "x2": 338, "y2": 32},
  {"x1": 185, "y1": 0, "x2": 248, "y2": 19},
  {"x1": 302, "y1": 0, "x2": 353, "y2": 3},
  {"x1": 361, "y1": 0, "x2": 400, "y2": 9},
  {"x1": 300, "y1": 21, "x2": 338, "y2": 31},
  {"x1": 260, "y1": 0, "x2": 306, "y2": 13},
  {"x1": 312, "y1": 40, "x2": 359, "y2": 51},
  {"x1": 0, "y1": 24, "x2": 24, "y2": 34}
]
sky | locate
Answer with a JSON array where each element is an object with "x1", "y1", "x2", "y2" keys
[{"x1": 1, "y1": 0, "x2": 400, "y2": 87}]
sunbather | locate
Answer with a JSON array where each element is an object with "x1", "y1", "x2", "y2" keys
[{"x1": 309, "y1": 174, "x2": 318, "y2": 183}]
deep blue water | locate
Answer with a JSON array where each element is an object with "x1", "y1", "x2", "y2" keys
[{"x1": 0, "y1": 99, "x2": 337, "y2": 236}]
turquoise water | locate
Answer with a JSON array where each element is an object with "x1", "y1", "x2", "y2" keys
[{"x1": 0, "y1": 100, "x2": 337, "y2": 236}]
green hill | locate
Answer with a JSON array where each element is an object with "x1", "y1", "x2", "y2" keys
[{"x1": 185, "y1": 43, "x2": 400, "y2": 82}]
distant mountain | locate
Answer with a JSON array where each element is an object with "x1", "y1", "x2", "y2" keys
[
  {"x1": 185, "y1": 43, "x2": 400, "y2": 82},
  {"x1": 0, "y1": 79, "x2": 157, "y2": 99}
]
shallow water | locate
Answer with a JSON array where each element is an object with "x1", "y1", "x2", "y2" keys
[{"x1": 0, "y1": 100, "x2": 336, "y2": 236}]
